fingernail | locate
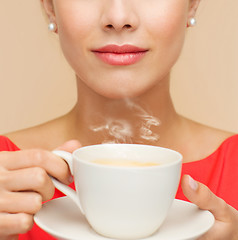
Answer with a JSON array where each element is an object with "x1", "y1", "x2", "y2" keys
[{"x1": 188, "y1": 175, "x2": 198, "y2": 191}]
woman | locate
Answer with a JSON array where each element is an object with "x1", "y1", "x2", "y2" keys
[{"x1": 0, "y1": 0, "x2": 238, "y2": 239}]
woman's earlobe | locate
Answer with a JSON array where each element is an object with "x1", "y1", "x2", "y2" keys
[
  {"x1": 41, "y1": 0, "x2": 55, "y2": 18},
  {"x1": 41, "y1": 0, "x2": 57, "y2": 32},
  {"x1": 187, "y1": 0, "x2": 200, "y2": 28},
  {"x1": 189, "y1": 0, "x2": 201, "y2": 16}
]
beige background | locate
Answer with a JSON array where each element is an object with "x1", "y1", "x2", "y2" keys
[{"x1": 0, "y1": 0, "x2": 238, "y2": 134}]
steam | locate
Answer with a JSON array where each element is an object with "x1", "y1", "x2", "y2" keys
[
  {"x1": 90, "y1": 99, "x2": 160, "y2": 144},
  {"x1": 125, "y1": 99, "x2": 160, "y2": 142},
  {"x1": 91, "y1": 118, "x2": 133, "y2": 143}
]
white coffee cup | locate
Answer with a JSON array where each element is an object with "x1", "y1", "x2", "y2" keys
[{"x1": 52, "y1": 144, "x2": 182, "y2": 240}]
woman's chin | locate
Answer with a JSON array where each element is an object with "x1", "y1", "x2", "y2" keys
[{"x1": 78, "y1": 75, "x2": 159, "y2": 100}]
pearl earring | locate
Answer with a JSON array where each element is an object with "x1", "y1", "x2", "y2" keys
[
  {"x1": 188, "y1": 18, "x2": 196, "y2": 27},
  {"x1": 48, "y1": 22, "x2": 57, "y2": 32}
]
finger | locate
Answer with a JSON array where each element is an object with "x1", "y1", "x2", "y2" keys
[
  {"x1": 0, "y1": 192, "x2": 42, "y2": 214},
  {"x1": 55, "y1": 139, "x2": 82, "y2": 153},
  {"x1": 0, "y1": 149, "x2": 71, "y2": 185},
  {"x1": 181, "y1": 175, "x2": 230, "y2": 221},
  {"x1": 54, "y1": 139, "x2": 82, "y2": 179},
  {"x1": 0, "y1": 213, "x2": 33, "y2": 236},
  {"x1": 1, "y1": 167, "x2": 55, "y2": 201}
]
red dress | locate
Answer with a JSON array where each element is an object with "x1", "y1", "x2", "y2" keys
[{"x1": 0, "y1": 135, "x2": 238, "y2": 240}]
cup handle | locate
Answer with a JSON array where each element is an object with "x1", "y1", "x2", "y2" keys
[{"x1": 51, "y1": 150, "x2": 85, "y2": 215}]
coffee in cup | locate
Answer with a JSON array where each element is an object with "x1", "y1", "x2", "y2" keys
[{"x1": 92, "y1": 158, "x2": 160, "y2": 167}]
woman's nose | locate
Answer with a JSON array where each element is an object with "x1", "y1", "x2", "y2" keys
[{"x1": 101, "y1": 0, "x2": 139, "y2": 33}]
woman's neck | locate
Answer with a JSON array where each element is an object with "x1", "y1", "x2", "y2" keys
[{"x1": 69, "y1": 74, "x2": 182, "y2": 147}]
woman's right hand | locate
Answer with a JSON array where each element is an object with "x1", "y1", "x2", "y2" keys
[{"x1": 0, "y1": 140, "x2": 81, "y2": 240}]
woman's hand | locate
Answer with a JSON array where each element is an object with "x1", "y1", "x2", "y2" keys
[
  {"x1": 181, "y1": 175, "x2": 238, "y2": 240},
  {"x1": 0, "y1": 140, "x2": 81, "y2": 239}
]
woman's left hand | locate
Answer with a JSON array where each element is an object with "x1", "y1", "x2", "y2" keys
[{"x1": 181, "y1": 175, "x2": 238, "y2": 240}]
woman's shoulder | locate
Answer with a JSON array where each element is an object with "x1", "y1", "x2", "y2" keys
[
  {"x1": 4, "y1": 116, "x2": 70, "y2": 150},
  {"x1": 215, "y1": 133, "x2": 238, "y2": 158},
  {"x1": 193, "y1": 121, "x2": 236, "y2": 155},
  {"x1": 198, "y1": 124, "x2": 235, "y2": 146},
  {"x1": 5, "y1": 126, "x2": 46, "y2": 150},
  {"x1": 180, "y1": 118, "x2": 236, "y2": 163},
  {"x1": 219, "y1": 133, "x2": 238, "y2": 145}
]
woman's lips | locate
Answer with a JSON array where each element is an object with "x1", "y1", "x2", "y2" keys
[
  {"x1": 92, "y1": 44, "x2": 148, "y2": 66},
  {"x1": 93, "y1": 52, "x2": 147, "y2": 66}
]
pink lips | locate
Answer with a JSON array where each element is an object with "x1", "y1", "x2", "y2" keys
[{"x1": 92, "y1": 44, "x2": 148, "y2": 66}]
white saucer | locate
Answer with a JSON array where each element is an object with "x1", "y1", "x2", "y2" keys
[{"x1": 34, "y1": 197, "x2": 214, "y2": 240}]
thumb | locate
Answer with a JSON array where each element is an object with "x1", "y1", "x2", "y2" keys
[
  {"x1": 55, "y1": 140, "x2": 82, "y2": 153},
  {"x1": 181, "y1": 175, "x2": 229, "y2": 221}
]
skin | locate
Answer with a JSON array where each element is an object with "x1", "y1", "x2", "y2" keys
[{"x1": 1, "y1": 0, "x2": 238, "y2": 239}]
